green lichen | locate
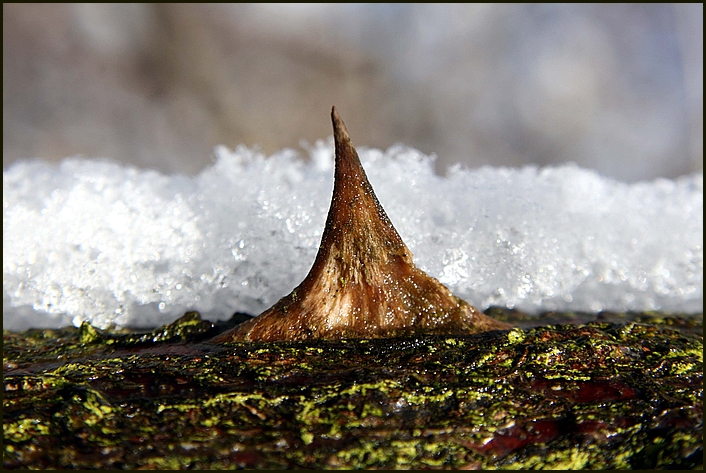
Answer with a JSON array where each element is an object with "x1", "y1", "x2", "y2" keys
[
  {"x1": 3, "y1": 309, "x2": 702, "y2": 469},
  {"x1": 506, "y1": 328, "x2": 526, "y2": 344},
  {"x1": 4, "y1": 418, "x2": 51, "y2": 443}
]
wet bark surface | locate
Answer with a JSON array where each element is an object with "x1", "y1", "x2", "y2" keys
[{"x1": 3, "y1": 309, "x2": 703, "y2": 469}]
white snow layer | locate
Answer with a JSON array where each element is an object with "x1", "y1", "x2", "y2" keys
[{"x1": 3, "y1": 141, "x2": 703, "y2": 330}]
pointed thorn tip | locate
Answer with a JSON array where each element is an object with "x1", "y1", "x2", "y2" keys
[{"x1": 331, "y1": 106, "x2": 350, "y2": 144}]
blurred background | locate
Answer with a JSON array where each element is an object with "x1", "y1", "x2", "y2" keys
[{"x1": 3, "y1": 4, "x2": 703, "y2": 181}]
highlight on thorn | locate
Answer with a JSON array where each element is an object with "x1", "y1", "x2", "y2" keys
[{"x1": 212, "y1": 106, "x2": 511, "y2": 343}]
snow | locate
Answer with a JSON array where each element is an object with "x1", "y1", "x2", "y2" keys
[{"x1": 3, "y1": 141, "x2": 703, "y2": 330}]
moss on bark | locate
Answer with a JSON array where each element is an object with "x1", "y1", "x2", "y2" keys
[{"x1": 3, "y1": 309, "x2": 703, "y2": 469}]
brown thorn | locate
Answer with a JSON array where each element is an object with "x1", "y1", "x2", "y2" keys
[{"x1": 212, "y1": 107, "x2": 510, "y2": 343}]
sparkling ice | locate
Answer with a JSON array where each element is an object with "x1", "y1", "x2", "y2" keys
[{"x1": 3, "y1": 141, "x2": 703, "y2": 330}]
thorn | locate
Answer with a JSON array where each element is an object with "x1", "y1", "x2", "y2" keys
[{"x1": 213, "y1": 107, "x2": 511, "y2": 342}]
